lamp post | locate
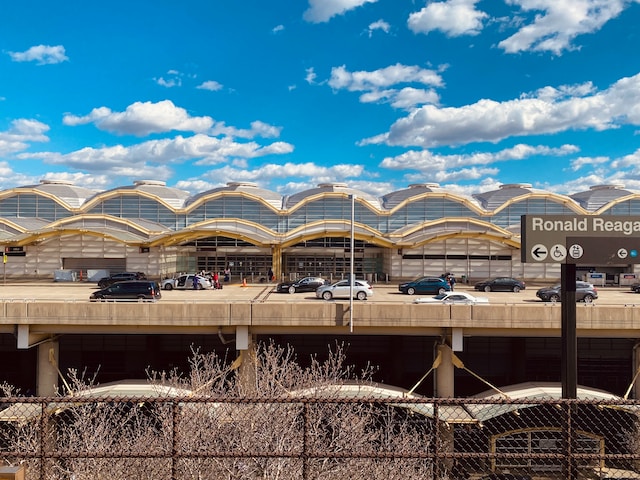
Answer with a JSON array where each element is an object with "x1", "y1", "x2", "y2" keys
[{"x1": 349, "y1": 194, "x2": 356, "y2": 332}]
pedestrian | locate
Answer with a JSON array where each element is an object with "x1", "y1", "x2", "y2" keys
[
  {"x1": 213, "y1": 271, "x2": 220, "y2": 289},
  {"x1": 224, "y1": 267, "x2": 230, "y2": 282},
  {"x1": 192, "y1": 275, "x2": 199, "y2": 290},
  {"x1": 268, "y1": 267, "x2": 274, "y2": 282},
  {"x1": 449, "y1": 275, "x2": 456, "y2": 291}
]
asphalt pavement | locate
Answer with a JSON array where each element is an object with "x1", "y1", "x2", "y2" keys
[{"x1": 0, "y1": 279, "x2": 638, "y2": 305}]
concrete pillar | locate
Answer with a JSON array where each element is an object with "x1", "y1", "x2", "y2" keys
[
  {"x1": 36, "y1": 340, "x2": 59, "y2": 396},
  {"x1": 435, "y1": 342, "x2": 455, "y2": 476},
  {"x1": 236, "y1": 330, "x2": 257, "y2": 395},
  {"x1": 271, "y1": 245, "x2": 282, "y2": 281},
  {"x1": 435, "y1": 343, "x2": 454, "y2": 398}
]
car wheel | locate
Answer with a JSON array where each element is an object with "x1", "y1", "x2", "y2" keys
[
  {"x1": 407, "y1": 287, "x2": 416, "y2": 295},
  {"x1": 356, "y1": 291, "x2": 367, "y2": 300},
  {"x1": 288, "y1": 286, "x2": 296, "y2": 294},
  {"x1": 583, "y1": 294, "x2": 594, "y2": 303},
  {"x1": 163, "y1": 284, "x2": 173, "y2": 290},
  {"x1": 550, "y1": 294, "x2": 560, "y2": 302},
  {"x1": 322, "y1": 291, "x2": 333, "y2": 300},
  {"x1": 513, "y1": 286, "x2": 521, "y2": 293},
  {"x1": 438, "y1": 287, "x2": 446, "y2": 294},
  {"x1": 484, "y1": 286, "x2": 491, "y2": 292}
]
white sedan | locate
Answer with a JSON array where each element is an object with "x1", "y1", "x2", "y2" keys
[
  {"x1": 413, "y1": 292, "x2": 488, "y2": 304},
  {"x1": 162, "y1": 274, "x2": 212, "y2": 290}
]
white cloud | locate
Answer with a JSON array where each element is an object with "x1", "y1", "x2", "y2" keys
[
  {"x1": 63, "y1": 100, "x2": 214, "y2": 136},
  {"x1": 8, "y1": 45, "x2": 68, "y2": 65},
  {"x1": 499, "y1": 0, "x2": 629, "y2": 55},
  {"x1": 380, "y1": 143, "x2": 578, "y2": 173},
  {"x1": 305, "y1": 67, "x2": 317, "y2": 85},
  {"x1": 408, "y1": 0, "x2": 488, "y2": 37},
  {"x1": 364, "y1": 73, "x2": 640, "y2": 148},
  {"x1": 210, "y1": 120, "x2": 283, "y2": 139},
  {"x1": 19, "y1": 134, "x2": 294, "y2": 176},
  {"x1": 329, "y1": 63, "x2": 443, "y2": 109},
  {"x1": 569, "y1": 156, "x2": 610, "y2": 171},
  {"x1": 272, "y1": 24, "x2": 285, "y2": 33},
  {"x1": 329, "y1": 64, "x2": 443, "y2": 91},
  {"x1": 198, "y1": 162, "x2": 366, "y2": 189},
  {"x1": 197, "y1": 80, "x2": 223, "y2": 91},
  {"x1": 367, "y1": 19, "x2": 390, "y2": 37},
  {"x1": 0, "y1": 119, "x2": 50, "y2": 155},
  {"x1": 303, "y1": 0, "x2": 378, "y2": 23}
]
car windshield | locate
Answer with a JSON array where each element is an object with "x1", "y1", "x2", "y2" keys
[{"x1": 433, "y1": 294, "x2": 447, "y2": 300}]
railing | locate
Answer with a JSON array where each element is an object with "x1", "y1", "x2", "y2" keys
[{"x1": 1, "y1": 395, "x2": 640, "y2": 479}]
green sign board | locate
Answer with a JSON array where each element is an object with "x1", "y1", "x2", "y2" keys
[{"x1": 521, "y1": 215, "x2": 640, "y2": 264}]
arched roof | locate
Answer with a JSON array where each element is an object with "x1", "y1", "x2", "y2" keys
[
  {"x1": 570, "y1": 184, "x2": 636, "y2": 211},
  {"x1": 184, "y1": 182, "x2": 283, "y2": 209},
  {"x1": 14, "y1": 180, "x2": 97, "y2": 209},
  {"x1": 98, "y1": 180, "x2": 191, "y2": 209},
  {"x1": 473, "y1": 183, "x2": 541, "y2": 210},
  {"x1": 283, "y1": 183, "x2": 381, "y2": 210}
]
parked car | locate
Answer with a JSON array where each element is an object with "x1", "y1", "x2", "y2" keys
[
  {"x1": 90, "y1": 280, "x2": 161, "y2": 301},
  {"x1": 276, "y1": 276, "x2": 328, "y2": 294},
  {"x1": 536, "y1": 281, "x2": 598, "y2": 303},
  {"x1": 316, "y1": 279, "x2": 373, "y2": 301},
  {"x1": 162, "y1": 274, "x2": 212, "y2": 290},
  {"x1": 398, "y1": 277, "x2": 450, "y2": 295},
  {"x1": 474, "y1": 277, "x2": 526, "y2": 293},
  {"x1": 97, "y1": 272, "x2": 146, "y2": 288},
  {"x1": 631, "y1": 283, "x2": 640, "y2": 293},
  {"x1": 413, "y1": 292, "x2": 489, "y2": 304}
]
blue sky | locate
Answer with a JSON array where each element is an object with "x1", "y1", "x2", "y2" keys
[{"x1": 1, "y1": 0, "x2": 640, "y2": 199}]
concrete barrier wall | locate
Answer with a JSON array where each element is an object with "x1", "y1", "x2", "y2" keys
[{"x1": 2, "y1": 301, "x2": 640, "y2": 337}]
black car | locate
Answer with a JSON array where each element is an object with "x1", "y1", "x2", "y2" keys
[
  {"x1": 536, "y1": 281, "x2": 598, "y2": 303},
  {"x1": 474, "y1": 277, "x2": 526, "y2": 293},
  {"x1": 276, "y1": 276, "x2": 328, "y2": 294},
  {"x1": 90, "y1": 280, "x2": 161, "y2": 301},
  {"x1": 398, "y1": 277, "x2": 450, "y2": 295},
  {"x1": 631, "y1": 283, "x2": 640, "y2": 293},
  {"x1": 97, "y1": 272, "x2": 146, "y2": 288}
]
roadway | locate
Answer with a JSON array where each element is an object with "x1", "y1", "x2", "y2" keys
[{"x1": 0, "y1": 279, "x2": 638, "y2": 305}]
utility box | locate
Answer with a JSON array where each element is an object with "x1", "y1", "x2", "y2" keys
[{"x1": 0, "y1": 466, "x2": 25, "y2": 480}]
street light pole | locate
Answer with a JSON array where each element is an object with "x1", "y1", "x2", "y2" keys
[{"x1": 349, "y1": 194, "x2": 356, "y2": 332}]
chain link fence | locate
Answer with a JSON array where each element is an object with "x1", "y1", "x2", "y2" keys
[{"x1": 1, "y1": 394, "x2": 640, "y2": 479}]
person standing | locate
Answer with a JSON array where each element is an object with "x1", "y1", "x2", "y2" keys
[
  {"x1": 224, "y1": 267, "x2": 231, "y2": 282},
  {"x1": 449, "y1": 275, "x2": 456, "y2": 291}
]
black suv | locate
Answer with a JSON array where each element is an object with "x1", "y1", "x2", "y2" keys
[
  {"x1": 90, "y1": 280, "x2": 161, "y2": 302},
  {"x1": 536, "y1": 281, "x2": 598, "y2": 303},
  {"x1": 97, "y1": 272, "x2": 146, "y2": 288}
]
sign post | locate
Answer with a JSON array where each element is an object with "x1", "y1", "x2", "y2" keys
[{"x1": 521, "y1": 215, "x2": 640, "y2": 400}]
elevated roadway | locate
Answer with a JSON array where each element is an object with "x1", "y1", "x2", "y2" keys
[{"x1": 1, "y1": 281, "x2": 640, "y2": 339}]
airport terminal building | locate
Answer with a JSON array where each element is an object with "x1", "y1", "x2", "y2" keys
[{"x1": 1, "y1": 179, "x2": 639, "y2": 283}]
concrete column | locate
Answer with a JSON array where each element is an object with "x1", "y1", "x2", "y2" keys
[
  {"x1": 435, "y1": 343, "x2": 454, "y2": 398},
  {"x1": 435, "y1": 342, "x2": 455, "y2": 476},
  {"x1": 37, "y1": 340, "x2": 59, "y2": 396},
  {"x1": 271, "y1": 245, "x2": 282, "y2": 281},
  {"x1": 236, "y1": 330, "x2": 257, "y2": 395}
]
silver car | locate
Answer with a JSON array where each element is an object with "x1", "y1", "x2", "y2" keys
[{"x1": 315, "y1": 279, "x2": 373, "y2": 301}]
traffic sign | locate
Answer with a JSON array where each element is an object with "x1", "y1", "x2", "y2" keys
[{"x1": 521, "y1": 215, "x2": 640, "y2": 264}]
